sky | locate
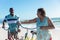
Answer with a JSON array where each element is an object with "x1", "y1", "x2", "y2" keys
[{"x1": 0, "y1": 0, "x2": 60, "y2": 20}]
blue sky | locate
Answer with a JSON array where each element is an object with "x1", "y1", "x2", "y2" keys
[{"x1": 0, "y1": 0, "x2": 60, "y2": 20}]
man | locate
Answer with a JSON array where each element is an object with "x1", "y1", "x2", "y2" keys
[{"x1": 2, "y1": 8, "x2": 21, "y2": 40}]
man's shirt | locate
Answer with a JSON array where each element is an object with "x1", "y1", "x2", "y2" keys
[{"x1": 4, "y1": 14, "x2": 20, "y2": 32}]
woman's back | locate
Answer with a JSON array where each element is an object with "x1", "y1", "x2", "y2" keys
[
  {"x1": 36, "y1": 17, "x2": 51, "y2": 40},
  {"x1": 36, "y1": 16, "x2": 48, "y2": 27}
]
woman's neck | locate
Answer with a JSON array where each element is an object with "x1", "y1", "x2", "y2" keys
[{"x1": 39, "y1": 16, "x2": 45, "y2": 22}]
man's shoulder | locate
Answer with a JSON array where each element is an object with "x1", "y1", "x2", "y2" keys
[
  {"x1": 5, "y1": 14, "x2": 10, "y2": 18},
  {"x1": 15, "y1": 15, "x2": 18, "y2": 17},
  {"x1": 14, "y1": 15, "x2": 19, "y2": 18}
]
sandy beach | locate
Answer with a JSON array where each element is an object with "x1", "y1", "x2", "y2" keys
[{"x1": 0, "y1": 24, "x2": 60, "y2": 40}]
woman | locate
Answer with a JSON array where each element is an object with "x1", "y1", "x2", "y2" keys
[{"x1": 21, "y1": 8, "x2": 55, "y2": 40}]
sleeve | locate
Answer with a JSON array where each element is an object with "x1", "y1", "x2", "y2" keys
[
  {"x1": 15, "y1": 15, "x2": 21, "y2": 25},
  {"x1": 16, "y1": 17, "x2": 21, "y2": 28},
  {"x1": 15, "y1": 15, "x2": 20, "y2": 22},
  {"x1": 17, "y1": 17, "x2": 20, "y2": 22},
  {"x1": 18, "y1": 17, "x2": 21, "y2": 24}
]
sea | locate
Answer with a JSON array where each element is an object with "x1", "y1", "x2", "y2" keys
[{"x1": 0, "y1": 18, "x2": 60, "y2": 27}]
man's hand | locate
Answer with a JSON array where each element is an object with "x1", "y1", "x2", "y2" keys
[
  {"x1": 31, "y1": 31, "x2": 37, "y2": 34},
  {"x1": 2, "y1": 25, "x2": 5, "y2": 28},
  {"x1": 18, "y1": 29, "x2": 21, "y2": 32}
]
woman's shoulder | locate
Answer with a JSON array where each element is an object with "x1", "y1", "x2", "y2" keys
[
  {"x1": 45, "y1": 16, "x2": 52, "y2": 22},
  {"x1": 45, "y1": 16, "x2": 51, "y2": 20},
  {"x1": 45, "y1": 16, "x2": 51, "y2": 22},
  {"x1": 45, "y1": 16, "x2": 49, "y2": 18}
]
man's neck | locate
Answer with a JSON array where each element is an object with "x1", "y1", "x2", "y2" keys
[{"x1": 10, "y1": 14, "x2": 14, "y2": 16}]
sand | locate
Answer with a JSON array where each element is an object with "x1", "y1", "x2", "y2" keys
[{"x1": 0, "y1": 24, "x2": 60, "y2": 40}]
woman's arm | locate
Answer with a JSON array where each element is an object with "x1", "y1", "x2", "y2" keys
[
  {"x1": 47, "y1": 18, "x2": 55, "y2": 29},
  {"x1": 40, "y1": 18, "x2": 55, "y2": 30},
  {"x1": 21, "y1": 18, "x2": 36, "y2": 24}
]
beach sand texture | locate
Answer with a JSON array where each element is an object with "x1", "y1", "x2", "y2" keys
[{"x1": 0, "y1": 24, "x2": 60, "y2": 40}]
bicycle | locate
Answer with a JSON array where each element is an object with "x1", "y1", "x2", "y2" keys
[
  {"x1": 20, "y1": 25, "x2": 37, "y2": 40},
  {"x1": 2, "y1": 25, "x2": 37, "y2": 40},
  {"x1": 2, "y1": 27, "x2": 20, "y2": 40}
]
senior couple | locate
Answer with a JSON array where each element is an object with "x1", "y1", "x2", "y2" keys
[{"x1": 2, "y1": 8, "x2": 55, "y2": 40}]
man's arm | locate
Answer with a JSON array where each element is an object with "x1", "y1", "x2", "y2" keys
[
  {"x1": 21, "y1": 18, "x2": 36, "y2": 24},
  {"x1": 2, "y1": 20, "x2": 6, "y2": 28},
  {"x1": 40, "y1": 18, "x2": 55, "y2": 30},
  {"x1": 17, "y1": 21, "x2": 21, "y2": 28}
]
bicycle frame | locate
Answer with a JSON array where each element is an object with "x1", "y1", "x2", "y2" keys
[
  {"x1": 20, "y1": 25, "x2": 37, "y2": 40},
  {"x1": 2, "y1": 25, "x2": 37, "y2": 40}
]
